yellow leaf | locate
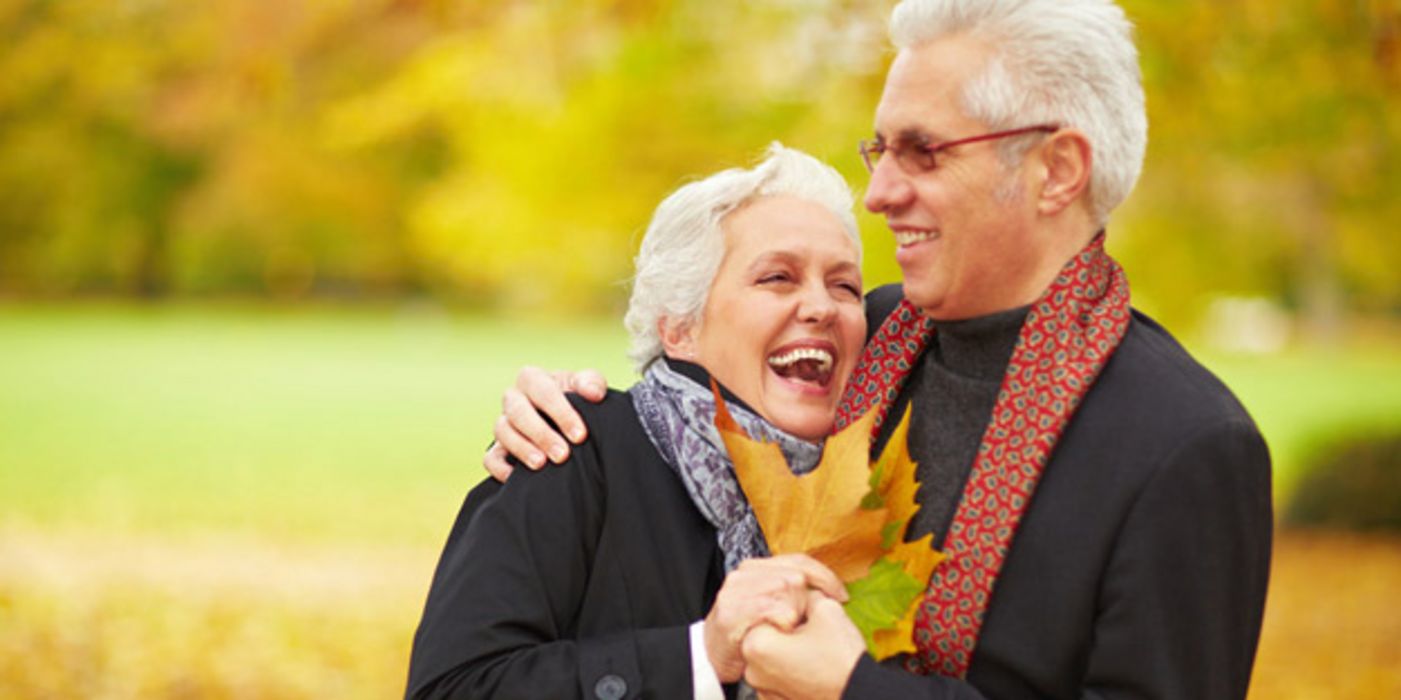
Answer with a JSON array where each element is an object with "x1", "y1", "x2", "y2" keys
[
  {"x1": 714, "y1": 384, "x2": 947, "y2": 660},
  {"x1": 714, "y1": 383, "x2": 888, "y2": 581},
  {"x1": 871, "y1": 607, "x2": 919, "y2": 658},
  {"x1": 870, "y1": 534, "x2": 946, "y2": 659},
  {"x1": 871, "y1": 405, "x2": 921, "y2": 532}
]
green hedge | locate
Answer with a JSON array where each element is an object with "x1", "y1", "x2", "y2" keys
[{"x1": 1284, "y1": 432, "x2": 1401, "y2": 532}]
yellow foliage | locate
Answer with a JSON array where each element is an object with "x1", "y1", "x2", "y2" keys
[
  {"x1": 716, "y1": 389, "x2": 888, "y2": 582},
  {"x1": 717, "y1": 393, "x2": 946, "y2": 659}
]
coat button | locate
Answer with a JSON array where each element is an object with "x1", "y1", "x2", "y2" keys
[{"x1": 594, "y1": 673, "x2": 627, "y2": 700}]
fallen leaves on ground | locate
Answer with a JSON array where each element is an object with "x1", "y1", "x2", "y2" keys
[{"x1": 0, "y1": 527, "x2": 1395, "y2": 697}]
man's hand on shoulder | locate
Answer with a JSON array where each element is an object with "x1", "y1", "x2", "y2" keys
[{"x1": 483, "y1": 366, "x2": 608, "y2": 482}]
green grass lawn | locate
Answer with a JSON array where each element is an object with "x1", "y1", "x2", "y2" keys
[
  {"x1": 0, "y1": 304, "x2": 636, "y2": 546},
  {"x1": 2, "y1": 304, "x2": 1399, "y2": 547}
]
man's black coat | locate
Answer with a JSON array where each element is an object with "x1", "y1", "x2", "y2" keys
[{"x1": 842, "y1": 285, "x2": 1273, "y2": 699}]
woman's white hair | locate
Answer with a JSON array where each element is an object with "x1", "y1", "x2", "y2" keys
[
  {"x1": 890, "y1": 0, "x2": 1148, "y2": 226},
  {"x1": 623, "y1": 143, "x2": 860, "y2": 373}
]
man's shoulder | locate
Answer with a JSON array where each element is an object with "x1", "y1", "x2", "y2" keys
[
  {"x1": 1047, "y1": 310, "x2": 1270, "y2": 525},
  {"x1": 1094, "y1": 309, "x2": 1257, "y2": 429}
]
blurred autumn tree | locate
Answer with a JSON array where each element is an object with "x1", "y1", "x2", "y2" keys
[
  {"x1": 0, "y1": 0, "x2": 1397, "y2": 330},
  {"x1": 0, "y1": 0, "x2": 889, "y2": 311},
  {"x1": 1119, "y1": 0, "x2": 1401, "y2": 336}
]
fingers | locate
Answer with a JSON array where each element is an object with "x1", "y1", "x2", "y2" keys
[
  {"x1": 711, "y1": 555, "x2": 846, "y2": 636},
  {"x1": 767, "y1": 554, "x2": 848, "y2": 602},
  {"x1": 741, "y1": 596, "x2": 865, "y2": 700},
  {"x1": 502, "y1": 383, "x2": 571, "y2": 465},
  {"x1": 740, "y1": 624, "x2": 786, "y2": 696},
  {"x1": 805, "y1": 588, "x2": 844, "y2": 617},
  {"x1": 570, "y1": 369, "x2": 608, "y2": 402},
  {"x1": 492, "y1": 365, "x2": 607, "y2": 470},
  {"x1": 494, "y1": 404, "x2": 548, "y2": 470},
  {"x1": 483, "y1": 441, "x2": 516, "y2": 482},
  {"x1": 517, "y1": 367, "x2": 588, "y2": 450},
  {"x1": 733, "y1": 559, "x2": 815, "y2": 628},
  {"x1": 740, "y1": 622, "x2": 781, "y2": 661},
  {"x1": 704, "y1": 560, "x2": 812, "y2": 682}
]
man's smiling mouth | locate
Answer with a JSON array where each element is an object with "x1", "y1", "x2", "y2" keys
[{"x1": 894, "y1": 230, "x2": 939, "y2": 247}]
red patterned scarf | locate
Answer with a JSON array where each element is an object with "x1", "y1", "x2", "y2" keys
[{"x1": 834, "y1": 234, "x2": 1131, "y2": 677}]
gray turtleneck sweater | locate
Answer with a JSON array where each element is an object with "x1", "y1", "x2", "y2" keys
[{"x1": 871, "y1": 304, "x2": 1030, "y2": 548}]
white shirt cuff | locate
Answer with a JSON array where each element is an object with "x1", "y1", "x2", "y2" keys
[{"x1": 689, "y1": 620, "x2": 725, "y2": 700}]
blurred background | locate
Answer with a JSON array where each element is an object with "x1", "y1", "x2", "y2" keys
[{"x1": 0, "y1": 0, "x2": 1398, "y2": 697}]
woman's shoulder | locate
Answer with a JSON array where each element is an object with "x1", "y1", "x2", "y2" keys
[
  {"x1": 563, "y1": 388, "x2": 660, "y2": 471},
  {"x1": 567, "y1": 388, "x2": 639, "y2": 430},
  {"x1": 482, "y1": 389, "x2": 645, "y2": 514}
]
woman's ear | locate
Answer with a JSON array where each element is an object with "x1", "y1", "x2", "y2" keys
[
  {"x1": 1036, "y1": 129, "x2": 1093, "y2": 217},
  {"x1": 658, "y1": 316, "x2": 698, "y2": 360}
]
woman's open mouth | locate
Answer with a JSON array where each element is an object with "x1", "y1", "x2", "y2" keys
[{"x1": 766, "y1": 344, "x2": 835, "y2": 389}]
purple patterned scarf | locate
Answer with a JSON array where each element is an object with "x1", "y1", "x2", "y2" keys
[{"x1": 631, "y1": 359, "x2": 822, "y2": 572}]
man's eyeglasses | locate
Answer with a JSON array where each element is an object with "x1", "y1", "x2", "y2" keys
[{"x1": 858, "y1": 124, "x2": 1060, "y2": 174}]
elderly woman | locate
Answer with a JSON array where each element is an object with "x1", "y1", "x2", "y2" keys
[{"x1": 406, "y1": 145, "x2": 867, "y2": 699}]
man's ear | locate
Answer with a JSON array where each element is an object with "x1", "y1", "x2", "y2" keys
[
  {"x1": 1036, "y1": 129, "x2": 1093, "y2": 217},
  {"x1": 658, "y1": 316, "x2": 698, "y2": 360}
]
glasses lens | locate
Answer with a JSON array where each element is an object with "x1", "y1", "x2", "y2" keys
[{"x1": 901, "y1": 144, "x2": 936, "y2": 173}]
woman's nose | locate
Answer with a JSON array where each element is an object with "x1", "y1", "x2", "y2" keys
[{"x1": 798, "y1": 284, "x2": 837, "y2": 325}]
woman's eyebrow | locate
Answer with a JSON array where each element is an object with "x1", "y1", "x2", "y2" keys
[
  {"x1": 745, "y1": 251, "x2": 801, "y2": 273},
  {"x1": 828, "y1": 260, "x2": 861, "y2": 276}
]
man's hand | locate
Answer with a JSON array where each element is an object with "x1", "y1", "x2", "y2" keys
[
  {"x1": 702, "y1": 554, "x2": 847, "y2": 684},
  {"x1": 742, "y1": 590, "x2": 866, "y2": 700},
  {"x1": 483, "y1": 366, "x2": 608, "y2": 482}
]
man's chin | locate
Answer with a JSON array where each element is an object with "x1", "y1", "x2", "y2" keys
[{"x1": 898, "y1": 281, "x2": 943, "y2": 316}]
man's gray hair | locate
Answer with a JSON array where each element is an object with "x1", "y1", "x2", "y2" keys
[
  {"x1": 890, "y1": 0, "x2": 1148, "y2": 226},
  {"x1": 623, "y1": 143, "x2": 860, "y2": 373}
]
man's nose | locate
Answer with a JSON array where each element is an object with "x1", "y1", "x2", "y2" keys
[{"x1": 863, "y1": 155, "x2": 913, "y2": 215}]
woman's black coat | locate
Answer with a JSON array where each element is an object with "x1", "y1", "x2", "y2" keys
[{"x1": 406, "y1": 391, "x2": 724, "y2": 700}]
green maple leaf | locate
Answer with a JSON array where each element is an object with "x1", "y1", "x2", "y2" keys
[{"x1": 843, "y1": 556, "x2": 925, "y2": 652}]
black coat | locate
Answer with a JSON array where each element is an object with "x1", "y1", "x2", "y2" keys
[
  {"x1": 408, "y1": 284, "x2": 1273, "y2": 700},
  {"x1": 843, "y1": 285, "x2": 1274, "y2": 699},
  {"x1": 406, "y1": 391, "x2": 725, "y2": 700}
]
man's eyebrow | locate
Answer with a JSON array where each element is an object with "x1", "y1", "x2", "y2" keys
[
  {"x1": 876, "y1": 127, "x2": 938, "y2": 144},
  {"x1": 896, "y1": 127, "x2": 934, "y2": 144}
]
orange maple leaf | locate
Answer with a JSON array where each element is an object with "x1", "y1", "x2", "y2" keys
[
  {"x1": 714, "y1": 386, "x2": 947, "y2": 661},
  {"x1": 714, "y1": 387, "x2": 888, "y2": 581}
]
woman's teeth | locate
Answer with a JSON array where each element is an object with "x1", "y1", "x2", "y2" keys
[
  {"x1": 894, "y1": 230, "x2": 938, "y2": 247},
  {"x1": 767, "y1": 347, "x2": 835, "y2": 386},
  {"x1": 767, "y1": 347, "x2": 833, "y2": 374}
]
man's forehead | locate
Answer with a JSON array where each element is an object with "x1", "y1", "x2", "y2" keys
[
  {"x1": 873, "y1": 44, "x2": 982, "y2": 139},
  {"x1": 872, "y1": 91, "x2": 964, "y2": 143}
]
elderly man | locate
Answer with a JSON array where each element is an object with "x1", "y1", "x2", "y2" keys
[{"x1": 483, "y1": 0, "x2": 1272, "y2": 698}]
